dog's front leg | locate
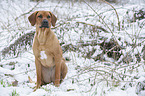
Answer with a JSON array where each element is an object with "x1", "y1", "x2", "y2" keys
[
  {"x1": 34, "y1": 57, "x2": 42, "y2": 91},
  {"x1": 54, "y1": 55, "x2": 61, "y2": 87}
]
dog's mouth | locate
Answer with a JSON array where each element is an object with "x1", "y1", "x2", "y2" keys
[
  {"x1": 39, "y1": 19, "x2": 49, "y2": 28},
  {"x1": 39, "y1": 25, "x2": 49, "y2": 28}
]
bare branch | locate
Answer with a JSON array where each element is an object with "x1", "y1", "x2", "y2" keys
[{"x1": 15, "y1": 2, "x2": 40, "y2": 21}]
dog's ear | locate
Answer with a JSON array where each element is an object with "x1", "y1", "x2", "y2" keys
[
  {"x1": 28, "y1": 11, "x2": 39, "y2": 26},
  {"x1": 49, "y1": 12, "x2": 57, "y2": 27}
]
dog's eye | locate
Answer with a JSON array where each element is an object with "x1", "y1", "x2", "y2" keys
[
  {"x1": 47, "y1": 15, "x2": 50, "y2": 18},
  {"x1": 38, "y1": 15, "x2": 42, "y2": 18}
]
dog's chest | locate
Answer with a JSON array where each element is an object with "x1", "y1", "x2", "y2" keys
[
  {"x1": 37, "y1": 30, "x2": 48, "y2": 45},
  {"x1": 38, "y1": 50, "x2": 55, "y2": 67},
  {"x1": 40, "y1": 51, "x2": 47, "y2": 59}
]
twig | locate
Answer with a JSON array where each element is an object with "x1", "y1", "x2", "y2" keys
[
  {"x1": 136, "y1": 20, "x2": 145, "y2": 40},
  {"x1": 15, "y1": 2, "x2": 40, "y2": 21},
  {"x1": 53, "y1": 0, "x2": 61, "y2": 12},
  {"x1": 83, "y1": 0, "x2": 120, "y2": 48},
  {"x1": 105, "y1": 45, "x2": 120, "y2": 55},
  {"x1": 76, "y1": 21, "x2": 109, "y2": 33},
  {"x1": 1, "y1": 69, "x2": 35, "y2": 79},
  {"x1": 83, "y1": 0, "x2": 112, "y2": 34}
]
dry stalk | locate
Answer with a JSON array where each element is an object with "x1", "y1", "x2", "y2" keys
[{"x1": 103, "y1": 0, "x2": 120, "y2": 31}]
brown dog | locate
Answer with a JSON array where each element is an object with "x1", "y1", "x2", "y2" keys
[{"x1": 28, "y1": 11, "x2": 68, "y2": 91}]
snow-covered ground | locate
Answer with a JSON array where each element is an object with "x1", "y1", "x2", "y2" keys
[{"x1": 0, "y1": 0, "x2": 145, "y2": 96}]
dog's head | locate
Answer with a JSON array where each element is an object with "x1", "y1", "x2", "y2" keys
[{"x1": 28, "y1": 11, "x2": 57, "y2": 28}]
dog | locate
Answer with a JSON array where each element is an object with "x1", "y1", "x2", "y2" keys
[{"x1": 28, "y1": 11, "x2": 68, "y2": 91}]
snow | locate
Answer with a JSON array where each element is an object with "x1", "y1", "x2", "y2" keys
[{"x1": 0, "y1": 0, "x2": 145, "y2": 96}]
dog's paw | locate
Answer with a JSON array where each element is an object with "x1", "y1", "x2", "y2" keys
[{"x1": 54, "y1": 83, "x2": 60, "y2": 87}]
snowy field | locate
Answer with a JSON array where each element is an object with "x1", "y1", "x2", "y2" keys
[{"x1": 0, "y1": 0, "x2": 145, "y2": 96}]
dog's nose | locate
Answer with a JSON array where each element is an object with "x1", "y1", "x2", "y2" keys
[{"x1": 42, "y1": 19, "x2": 48, "y2": 24}]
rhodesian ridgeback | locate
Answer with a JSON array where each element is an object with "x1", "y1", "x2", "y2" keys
[{"x1": 28, "y1": 11, "x2": 68, "y2": 91}]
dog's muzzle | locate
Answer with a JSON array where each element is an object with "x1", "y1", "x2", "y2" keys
[{"x1": 40, "y1": 19, "x2": 49, "y2": 28}]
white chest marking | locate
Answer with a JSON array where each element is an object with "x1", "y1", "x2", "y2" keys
[{"x1": 40, "y1": 51, "x2": 47, "y2": 59}]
